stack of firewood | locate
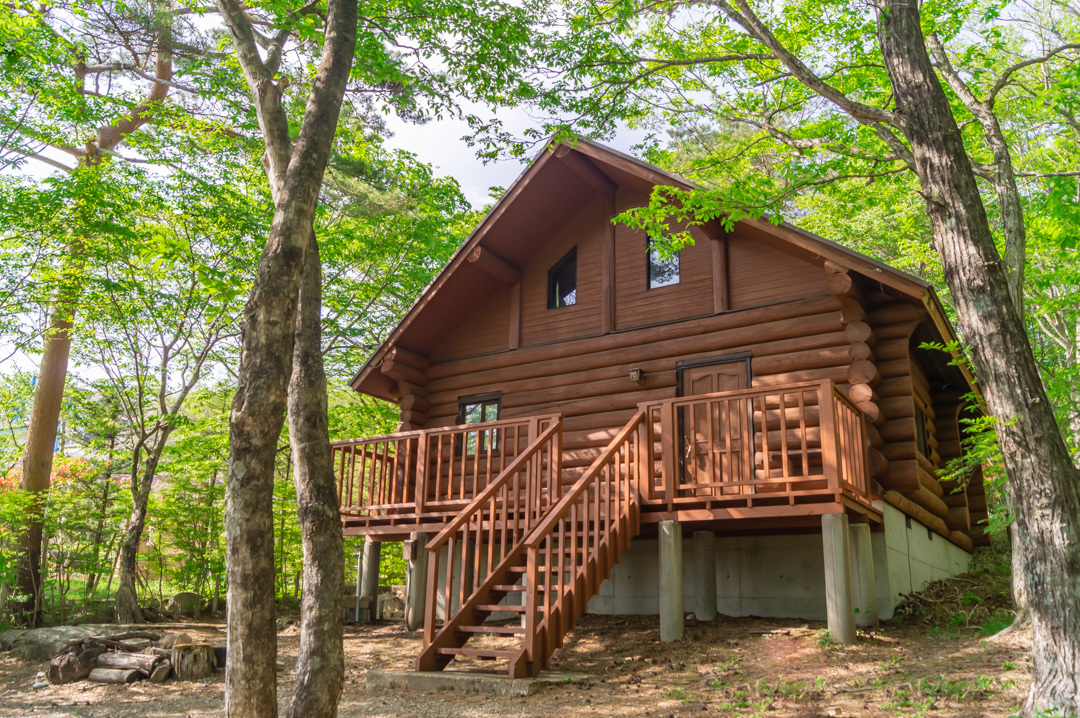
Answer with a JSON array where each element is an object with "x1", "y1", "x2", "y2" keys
[{"x1": 47, "y1": 631, "x2": 219, "y2": 685}]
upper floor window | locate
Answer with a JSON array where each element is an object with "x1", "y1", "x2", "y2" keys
[
  {"x1": 648, "y1": 236, "x2": 680, "y2": 289},
  {"x1": 547, "y1": 247, "x2": 577, "y2": 308}
]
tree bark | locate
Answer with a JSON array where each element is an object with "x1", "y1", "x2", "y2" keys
[
  {"x1": 215, "y1": 0, "x2": 356, "y2": 714},
  {"x1": 877, "y1": 2, "x2": 1080, "y2": 714},
  {"x1": 17, "y1": 305, "x2": 74, "y2": 624},
  {"x1": 284, "y1": 234, "x2": 344, "y2": 718},
  {"x1": 115, "y1": 433, "x2": 171, "y2": 624}
]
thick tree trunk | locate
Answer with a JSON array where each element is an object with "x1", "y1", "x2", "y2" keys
[
  {"x1": 878, "y1": 3, "x2": 1080, "y2": 714},
  {"x1": 17, "y1": 306, "x2": 75, "y2": 624},
  {"x1": 218, "y1": 0, "x2": 356, "y2": 712},
  {"x1": 285, "y1": 234, "x2": 344, "y2": 718}
]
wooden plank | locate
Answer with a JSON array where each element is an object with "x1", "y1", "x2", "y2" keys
[
  {"x1": 602, "y1": 192, "x2": 615, "y2": 334},
  {"x1": 468, "y1": 245, "x2": 522, "y2": 284},
  {"x1": 712, "y1": 232, "x2": 728, "y2": 314},
  {"x1": 508, "y1": 282, "x2": 521, "y2": 350}
]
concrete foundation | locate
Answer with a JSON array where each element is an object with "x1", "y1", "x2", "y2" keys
[
  {"x1": 821, "y1": 512, "x2": 855, "y2": 644},
  {"x1": 693, "y1": 531, "x2": 717, "y2": 621},
  {"x1": 587, "y1": 503, "x2": 971, "y2": 623}
]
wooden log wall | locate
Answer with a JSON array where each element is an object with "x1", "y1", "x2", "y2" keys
[
  {"x1": 381, "y1": 346, "x2": 430, "y2": 431},
  {"x1": 422, "y1": 294, "x2": 852, "y2": 484},
  {"x1": 823, "y1": 262, "x2": 888, "y2": 486}
]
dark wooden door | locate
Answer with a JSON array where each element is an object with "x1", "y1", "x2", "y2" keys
[{"x1": 677, "y1": 358, "x2": 751, "y2": 496}]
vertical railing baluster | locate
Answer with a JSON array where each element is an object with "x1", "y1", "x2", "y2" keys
[{"x1": 819, "y1": 381, "x2": 839, "y2": 494}]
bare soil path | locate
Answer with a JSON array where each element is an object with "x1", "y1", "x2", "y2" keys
[{"x1": 0, "y1": 613, "x2": 1030, "y2": 717}]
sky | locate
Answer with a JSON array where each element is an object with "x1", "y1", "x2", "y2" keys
[{"x1": 382, "y1": 109, "x2": 648, "y2": 209}]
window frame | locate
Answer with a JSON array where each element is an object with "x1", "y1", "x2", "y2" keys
[
  {"x1": 646, "y1": 235, "x2": 681, "y2": 290},
  {"x1": 456, "y1": 392, "x2": 503, "y2": 454},
  {"x1": 546, "y1": 247, "x2": 578, "y2": 309}
]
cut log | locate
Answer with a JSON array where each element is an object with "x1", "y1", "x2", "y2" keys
[
  {"x1": 149, "y1": 661, "x2": 172, "y2": 683},
  {"x1": 866, "y1": 424, "x2": 883, "y2": 448},
  {"x1": 47, "y1": 642, "x2": 107, "y2": 685},
  {"x1": 847, "y1": 342, "x2": 875, "y2": 362},
  {"x1": 171, "y1": 643, "x2": 217, "y2": 681},
  {"x1": 847, "y1": 360, "x2": 881, "y2": 386},
  {"x1": 855, "y1": 400, "x2": 884, "y2": 426},
  {"x1": 848, "y1": 383, "x2": 876, "y2": 404},
  {"x1": 155, "y1": 632, "x2": 191, "y2": 649},
  {"x1": 843, "y1": 321, "x2": 876, "y2": 346},
  {"x1": 839, "y1": 297, "x2": 867, "y2": 325},
  {"x1": 97, "y1": 651, "x2": 161, "y2": 675},
  {"x1": 88, "y1": 667, "x2": 142, "y2": 684},
  {"x1": 825, "y1": 271, "x2": 854, "y2": 296},
  {"x1": 381, "y1": 358, "x2": 426, "y2": 387}
]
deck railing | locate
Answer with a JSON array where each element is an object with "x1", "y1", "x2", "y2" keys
[
  {"x1": 518, "y1": 410, "x2": 646, "y2": 676},
  {"x1": 416, "y1": 416, "x2": 563, "y2": 671},
  {"x1": 641, "y1": 380, "x2": 871, "y2": 511},
  {"x1": 332, "y1": 415, "x2": 558, "y2": 526}
]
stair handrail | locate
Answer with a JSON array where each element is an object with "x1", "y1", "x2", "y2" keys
[
  {"x1": 518, "y1": 410, "x2": 646, "y2": 674},
  {"x1": 420, "y1": 415, "x2": 563, "y2": 652}
]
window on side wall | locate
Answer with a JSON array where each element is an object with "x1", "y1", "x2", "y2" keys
[
  {"x1": 547, "y1": 247, "x2": 577, "y2": 308},
  {"x1": 457, "y1": 392, "x2": 502, "y2": 454},
  {"x1": 647, "y1": 236, "x2": 680, "y2": 289}
]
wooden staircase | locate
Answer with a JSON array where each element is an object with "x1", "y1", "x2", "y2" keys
[{"x1": 415, "y1": 411, "x2": 648, "y2": 677}]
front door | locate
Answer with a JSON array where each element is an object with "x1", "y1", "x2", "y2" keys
[{"x1": 676, "y1": 355, "x2": 752, "y2": 496}]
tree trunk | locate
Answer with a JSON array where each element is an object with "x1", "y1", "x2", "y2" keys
[
  {"x1": 115, "y1": 435, "x2": 171, "y2": 624},
  {"x1": 17, "y1": 305, "x2": 75, "y2": 624},
  {"x1": 877, "y1": 2, "x2": 1080, "y2": 714},
  {"x1": 285, "y1": 234, "x2": 344, "y2": 718}
]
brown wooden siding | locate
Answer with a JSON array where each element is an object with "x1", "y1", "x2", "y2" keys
[
  {"x1": 613, "y1": 188, "x2": 714, "y2": 330},
  {"x1": 430, "y1": 284, "x2": 512, "y2": 361},
  {"x1": 519, "y1": 196, "x2": 605, "y2": 347},
  {"x1": 728, "y1": 232, "x2": 828, "y2": 309}
]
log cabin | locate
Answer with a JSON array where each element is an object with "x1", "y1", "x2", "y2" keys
[{"x1": 335, "y1": 138, "x2": 987, "y2": 677}]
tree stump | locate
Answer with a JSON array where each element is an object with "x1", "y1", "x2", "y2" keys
[{"x1": 171, "y1": 643, "x2": 216, "y2": 680}]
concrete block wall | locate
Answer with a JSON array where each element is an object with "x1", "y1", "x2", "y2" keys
[
  {"x1": 587, "y1": 505, "x2": 971, "y2": 621},
  {"x1": 873, "y1": 503, "x2": 972, "y2": 619}
]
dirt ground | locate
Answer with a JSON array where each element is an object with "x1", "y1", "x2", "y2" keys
[{"x1": 0, "y1": 611, "x2": 1031, "y2": 718}]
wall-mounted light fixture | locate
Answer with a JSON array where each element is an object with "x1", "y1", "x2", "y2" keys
[{"x1": 629, "y1": 368, "x2": 645, "y2": 386}]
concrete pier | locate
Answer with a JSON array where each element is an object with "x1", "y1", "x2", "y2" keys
[
  {"x1": 821, "y1": 512, "x2": 856, "y2": 644},
  {"x1": 361, "y1": 539, "x2": 382, "y2": 622},
  {"x1": 659, "y1": 520, "x2": 684, "y2": 642},
  {"x1": 849, "y1": 522, "x2": 879, "y2": 629},
  {"x1": 405, "y1": 532, "x2": 429, "y2": 632}
]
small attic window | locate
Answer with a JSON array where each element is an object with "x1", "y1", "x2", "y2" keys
[
  {"x1": 547, "y1": 247, "x2": 577, "y2": 308},
  {"x1": 647, "y1": 236, "x2": 680, "y2": 289}
]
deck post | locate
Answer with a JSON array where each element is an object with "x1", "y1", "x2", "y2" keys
[
  {"x1": 659, "y1": 520, "x2": 684, "y2": 642},
  {"x1": 693, "y1": 531, "x2": 717, "y2": 621},
  {"x1": 848, "y1": 522, "x2": 879, "y2": 629},
  {"x1": 404, "y1": 532, "x2": 429, "y2": 632},
  {"x1": 361, "y1": 539, "x2": 382, "y2": 622},
  {"x1": 821, "y1": 512, "x2": 856, "y2": 644}
]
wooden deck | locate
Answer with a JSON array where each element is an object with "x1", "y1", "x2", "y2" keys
[
  {"x1": 333, "y1": 380, "x2": 876, "y2": 678},
  {"x1": 334, "y1": 380, "x2": 878, "y2": 542}
]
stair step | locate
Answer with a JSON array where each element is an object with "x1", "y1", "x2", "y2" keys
[
  {"x1": 493, "y1": 583, "x2": 552, "y2": 592},
  {"x1": 475, "y1": 603, "x2": 526, "y2": 613},
  {"x1": 435, "y1": 647, "x2": 519, "y2": 660},
  {"x1": 457, "y1": 625, "x2": 525, "y2": 636}
]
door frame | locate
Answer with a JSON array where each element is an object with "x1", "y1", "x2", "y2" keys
[{"x1": 675, "y1": 351, "x2": 753, "y2": 396}]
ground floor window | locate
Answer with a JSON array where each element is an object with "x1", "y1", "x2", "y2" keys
[{"x1": 457, "y1": 392, "x2": 502, "y2": 453}]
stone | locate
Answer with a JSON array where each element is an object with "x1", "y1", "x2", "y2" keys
[{"x1": 165, "y1": 592, "x2": 202, "y2": 617}]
